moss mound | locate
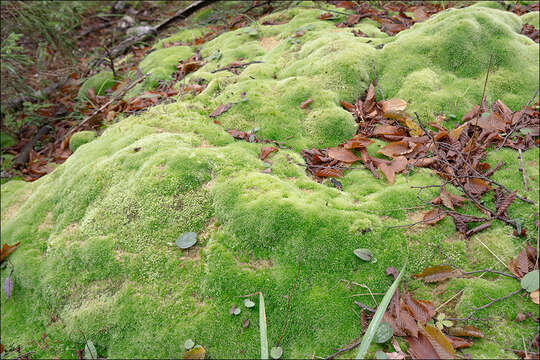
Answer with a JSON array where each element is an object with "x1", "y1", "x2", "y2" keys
[{"x1": 2, "y1": 3, "x2": 539, "y2": 358}]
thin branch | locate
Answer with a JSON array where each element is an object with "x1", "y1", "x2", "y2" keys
[
  {"x1": 463, "y1": 288, "x2": 522, "y2": 320},
  {"x1": 481, "y1": 54, "x2": 493, "y2": 107},
  {"x1": 324, "y1": 338, "x2": 363, "y2": 360},
  {"x1": 498, "y1": 87, "x2": 539, "y2": 150},
  {"x1": 518, "y1": 149, "x2": 529, "y2": 192},
  {"x1": 61, "y1": 72, "x2": 150, "y2": 142},
  {"x1": 210, "y1": 61, "x2": 263, "y2": 73}
]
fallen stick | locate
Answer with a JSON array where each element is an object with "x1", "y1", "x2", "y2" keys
[
  {"x1": 518, "y1": 149, "x2": 529, "y2": 192},
  {"x1": 61, "y1": 72, "x2": 150, "y2": 142},
  {"x1": 13, "y1": 125, "x2": 50, "y2": 167},
  {"x1": 210, "y1": 61, "x2": 264, "y2": 73}
]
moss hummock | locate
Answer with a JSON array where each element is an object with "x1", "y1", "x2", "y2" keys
[{"x1": 2, "y1": 3, "x2": 539, "y2": 359}]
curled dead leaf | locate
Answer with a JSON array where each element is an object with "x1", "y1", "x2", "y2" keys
[
  {"x1": 314, "y1": 167, "x2": 344, "y2": 178},
  {"x1": 413, "y1": 265, "x2": 459, "y2": 283},
  {"x1": 326, "y1": 147, "x2": 360, "y2": 163},
  {"x1": 260, "y1": 147, "x2": 278, "y2": 160},
  {"x1": 0, "y1": 242, "x2": 20, "y2": 263},
  {"x1": 378, "y1": 141, "x2": 413, "y2": 158},
  {"x1": 423, "y1": 209, "x2": 446, "y2": 225}
]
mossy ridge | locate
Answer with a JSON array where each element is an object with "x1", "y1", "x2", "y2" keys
[{"x1": 2, "y1": 3, "x2": 539, "y2": 358}]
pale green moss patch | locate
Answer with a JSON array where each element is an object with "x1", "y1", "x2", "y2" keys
[
  {"x1": 78, "y1": 71, "x2": 116, "y2": 98},
  {"x1": 69, "y1": 131, "x2": 97, "y2": 152},
  {"x1": 2, "y1": 4, "x2": 539, "y2": 359},
  {"x1": 521, "y1": 11, "x2": 539, "y2": 29}
]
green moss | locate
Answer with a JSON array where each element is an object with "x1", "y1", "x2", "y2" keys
[
  {"x1": 2, "y1": 4, "x2": 539, "y2": 359},
  {"x1": 378, "y1": 6, "x2": 538, "y2": 123},
  {"x1": 521, "y1": 11, "x2": 539, "y2": 29},
  {"x1": 0, "y1": 132, "x2": 16, "y2": 148},
  {"x1": 78, "y1": 71, "x2": 116, "y2": 98},
  {"x1": 69, "y1": 131, "x2": 97, "y2": 152}
]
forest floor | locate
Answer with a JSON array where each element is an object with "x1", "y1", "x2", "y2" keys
[{"x1": 1, "y1": 1, "x2": 539, "y2": 359}]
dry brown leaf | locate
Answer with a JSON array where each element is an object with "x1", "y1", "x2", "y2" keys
[
  {"x1": 402, "y1": 292, "x2": 435, "y2": 323},
  {"x1": 373, "y1": 125, "x2": 406, "y2": 137},
  {"x1": 413, "y1": 265, "x2": 459, "y2": 283},
  {"x1": 343, "y1": 135, "x2": 374, "y2": 149},
  {"x1": 260, "y1": 147, "x2": 278, "y2": 160},
  {"x1": 439, "y1": 188, "x2": 454, "y2": 210},
  {"x1": 0, "y1": 242, "x2": 20, "y2": 263},
  {"x1": 420, "y1": 324, "x2": 456, "y2": 359},
  {"x1": 461, "y1": 105, "x2": 480, "y2": 122},
  {"x1": 378, "y1": 163, "x2": 395, "y2": 184},
  {"x1": 209, "y1": 103, "x2": 232, "y2": 117},
  {"x1": 300, "y1": 98, "x2": 313, "y2": 109},
  {"x1": 314, "y1": 167, "x2": 344, "y2": 178},
  {"x1": 390, "y1": 156, "x2": 408, "y2": 173},
  {"x1": 378, "y1": 141, "x2": 413, "y2": 158},
  {"x1": 466, "y1": 178, "x2": 491, "y2": 195},
  {"x1": 326, "y1": 147, "x2": 360, "y2": 163},
  {"x1": 449, "y1": 123, "x2": 467, "y2": 142},
  {"x1": 496, "y1": 190, "x2": 517, "y2": 217},
  {"x1": 446, "y1": 335, "x2": 473, "y2": 349},
  {"x1": 381, "y1": 98, "x2": 407, "y2": 118},
  {"x1": 448, "y1": 326, "x2": 484, "y2": 338},
  {"x1": 407, "y1": 333, "x2": 440, "y2": 360},
  {"x1": 423, "y1": 208, "x2": 446, "y2": 225},
  {"x1": 340, "y1": 100, "x2": 355, "y2": 112}
]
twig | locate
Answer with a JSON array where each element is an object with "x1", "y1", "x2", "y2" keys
[
  {"x1": 12, "y1": 125, "x2": 51, "y2": 167},
  {"x1": 103, "y1": 46, "x2": 117, "y2": 79},
  {"x1": 435, "y1": 289, "x2": 464, "y2": 312},
  {"x1": 354, "y1": 301, "x2": 376, "y2": 313},
  {"x1": 460, "y1": 268, "x2": 518, "y2": 280},
  {"x1": 324, "y1": 338, "x2": 363, "y2": 360},
  {"x1": 518, "y1": 149, "x2": 529, "y2": 192},
  {"x1": 372, "y1": 60, "x2": 384, "y2": 101},
  {"x1": 498, "y1": 87, "x2": 539, "y2": 150},
  {"x1": 477, "y1": 238, "x2": 507, "y2": 268},
  {"x1": 61, "y1": 72, "x2": 150, "y2": 142},
  {"x1": 480, "y1": 54, "x2": 493, "y2": 108},
  {"x1": 463, "y1": 288, "x2": 522, "y2": 320},
  {"x1": 349, "y1": 293, "x2": 385, "y2": 297},
  {"x1": 276, "y1": 249, "x2": 302, "y2": 347},
  {"x1": 210, "y1": 61, "x2": 263, "y2": 73}
]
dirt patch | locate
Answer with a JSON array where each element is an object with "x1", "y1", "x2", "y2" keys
[
  {"x1": 235, "y1": 254, "x2": 273, "y2": 272},
  {"x1": 38, "y1": 212, "x2": 54, "y2": 232},
  {"x1": 260, "y1": 37, "x2": 280, "y2": 51},
  {"x1": 405, "y1": 210, "x2": 430, "y2": 235}
]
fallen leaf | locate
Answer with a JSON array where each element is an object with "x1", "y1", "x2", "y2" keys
[
  {"x1": 423, "y1": 208, "x2": 446, "y2": 225},
  {"x1": 182, "y1": 345, "x2": 206, "y2": 359},
  {"x1": 445, "y1": 335, "x2": 473, "y2": 349},
  {"x1": 319, "y1": 12, "x2": 334, "y2": 20},
  {"x1": 521, "y1": 270, "x2": 540, "y2": 292},
  {"x1": 448, "y1": 326, "x2": 484, "y2": 338},
  {"x1": 354, "y1": 248, "x2": 373, "y2": 261},
  {"x1": 176, "y1": 232, "x2": 197, "y2": 249},
  {"x1": 377, "y1": 163, "x2": 395, "y2": 184},
  {"x1": 378, "y1": 141, "x2": 413, "y2": 158},
  {"x1": 389, "y1": 156, "x2": 408, "y2": 173},
  {"x1": 184, "y1": 339, "x2": 195, "y2": 350},
  {"x1": 381, "y1": 98, "x2": 407, "y2": 118},
  {"x1": 343, "y1": 137, "x2": 374, "y2": 149},
  {"x1": 0, "y1": 242, "x2": 20, "y2": 263},
  {"x1": 270, "y1": 346, "x2": 283, "y2": 359},
  {"x1": 242, "y1": 318, "x2": 250, "y2": 328},
  {"x1": 260, "y1": 147, "x2": 278, "y2": 160},
  {"x1": 373, "y1": 125, "x2": 406, "y2": 137},
  {"x1": 209, "y1": 103, "x2": 232, "y2": 117},
  {"x1": 420, "y1": 323, "x2": 456, "y2": 359},
  {"x1": 300, "y1": 98, "x2": 313, "y2": 109},
  {"x1": 402, "y1": 291, "x2": 435, "y2": 323},
  {"x1": 314, "y1": 167, "x2": 344, "y2": 178},
  {"x1": 413, "y1": 265, "x2": 459, "y2": 283},
  {"x1": 326, "y1": 147, "x2": 360, "y2": 163},
  {"x1": 407, "y1": 333, "x2": 440, "y2": 360}
]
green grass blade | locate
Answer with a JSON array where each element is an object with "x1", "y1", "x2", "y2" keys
[
  {"x1": 259, "y1": 292, "x2": 269, "y2": 360},
  {"x1": 356, "y1": 264, "x2": 407, "y2": 359}
]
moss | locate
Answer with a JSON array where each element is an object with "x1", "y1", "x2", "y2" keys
[
  {"x1": 69, "y1": 131, "x2": 97, "y2": 152},
  {"x1": 0, "y1": 132, "x2": 16, "y2": 148},
  {"x1": 378, "y1": 6, "x2": 538, "y2": 123},
  {"x1": 78, "y1": 71, "x2": 116, "y2": 98},
  {"x1": 521, "y1": 11, "x2": 539, "y2": 29},
  {"x1": 2, "y1": 4, "x2": 539, "y2": 359}
]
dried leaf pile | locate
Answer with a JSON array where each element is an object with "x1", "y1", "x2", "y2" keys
[{"x1": 302, "y1": 82, "x2": 539, "y2": 238}]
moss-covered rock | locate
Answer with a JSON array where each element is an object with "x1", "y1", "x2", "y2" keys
[
  {"x1": 69, "y1": 131, "x2": 97, "y2": 152},
  {"x1": 78, "y1": 71, "x2": 116, "y2": 98},
  {"x1": 521, "y1": 11, "x2": 539, "y2": 28},
  {"x1": 2, "y1": 3, "x2": 539, "y2": 359}
]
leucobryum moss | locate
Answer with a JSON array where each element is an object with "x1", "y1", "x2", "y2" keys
[{"x1": 2, "y1": 2, "x2": 539, "y2": 358}]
